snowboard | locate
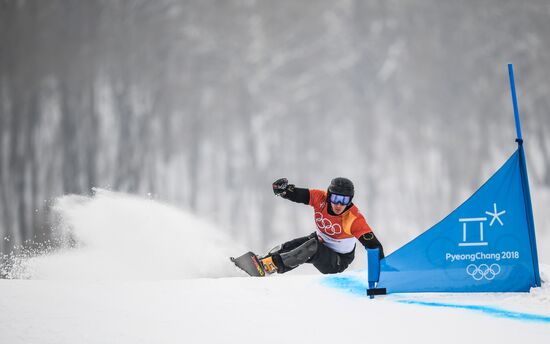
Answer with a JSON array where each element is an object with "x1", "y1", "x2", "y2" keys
[{"x1": 230, "y1": 251, "x2": 266, "y2": 277}]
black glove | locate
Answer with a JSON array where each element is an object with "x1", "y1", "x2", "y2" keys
[{"x1": 272, "y1": 178, "x2": 295, "y2": 198}]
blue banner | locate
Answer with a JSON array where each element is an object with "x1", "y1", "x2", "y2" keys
[{"x1": 377, "y1": 149, "x2": 540, "y2": 293}]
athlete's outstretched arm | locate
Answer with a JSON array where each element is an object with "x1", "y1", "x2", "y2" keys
[
  {"x1": 358, "y1": 232, "x2": 385, "y2": 259},
  {"x1": 272, "y1": 178, "x2": 310, "y2": 205}
]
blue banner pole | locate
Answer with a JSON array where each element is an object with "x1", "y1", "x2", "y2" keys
[
  {"x1": 508, "y1": 64, "x2": 523, "y2": 142},
  {"x1": 507, "y1": 63, "x2": 541, "y2": 287},
  {"x1": 366, "y1": 248, "x2": 385, "y2": 298}
]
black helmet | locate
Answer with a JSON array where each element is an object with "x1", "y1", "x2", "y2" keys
[{"x1": 328, "y1": 177, "x2": 354, "y2": 197}]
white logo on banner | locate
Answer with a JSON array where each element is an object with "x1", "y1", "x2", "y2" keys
[
  {"x1": 458, "y1": 203, "x2": 506, "y2": 247},
  {"x1": 485, "y1": 203, "x2": 506, "y2": 226},
  {"x1": 466, "y1": 263, "x2": 501, "y2": 280}
]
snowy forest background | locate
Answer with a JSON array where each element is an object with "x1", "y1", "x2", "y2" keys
[{"x1": 1, "y1": 0, "x2": 550, "y2": 260}]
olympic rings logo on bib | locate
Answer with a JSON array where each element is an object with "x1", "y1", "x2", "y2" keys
[
  {"x1": 466, "y1": 263, "x2": 501, "y2": 281},
  {"x1": 315, "y1": 212, "x2": 342, "y2": 235}
]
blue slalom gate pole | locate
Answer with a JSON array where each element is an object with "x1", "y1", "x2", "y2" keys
[
  {"x1": 366, "y1": 248, "x2": 386, "y2": 298},
  {"x1": 507, "y1": 63, "x2": 541, "y2": 287},
  {"x1": 508, "y1": 64, "x2": 523, "y2": 142}
]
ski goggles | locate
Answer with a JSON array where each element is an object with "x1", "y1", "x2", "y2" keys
[{"x1": 329, "y1": 193, "x2": 352, "y2": 205}]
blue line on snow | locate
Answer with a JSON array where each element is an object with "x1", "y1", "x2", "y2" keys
[
  {"x1": 321, "y1": 275, "x2": 550, "y2": 324},
  {"x1": 396, "y1": 299, "x2": 550, "y2": 324},
  {"x1": 320, "y1": 275, "x2": 368, "y2": 296}
]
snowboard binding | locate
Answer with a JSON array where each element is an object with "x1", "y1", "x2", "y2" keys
[{"x1": 230, "y1": 252, "x2": 278, "y2": 277}]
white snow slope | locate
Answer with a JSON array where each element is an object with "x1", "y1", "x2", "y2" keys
[{"x1": 1, "y1": 190, "x2": 549, "y2": 344}]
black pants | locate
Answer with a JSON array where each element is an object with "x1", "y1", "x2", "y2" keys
[{"x1": 274, "y1": 232, "x2": 355, "y2": 274}]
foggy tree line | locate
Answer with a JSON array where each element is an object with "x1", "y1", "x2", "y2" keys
[{"x1": 1, "y1": 0, "x2": 550, "y2": 254}]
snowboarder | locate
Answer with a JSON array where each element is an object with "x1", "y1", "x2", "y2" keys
[{"x1": 231, "y1": 177, "x2": 384, "y2": 276}]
